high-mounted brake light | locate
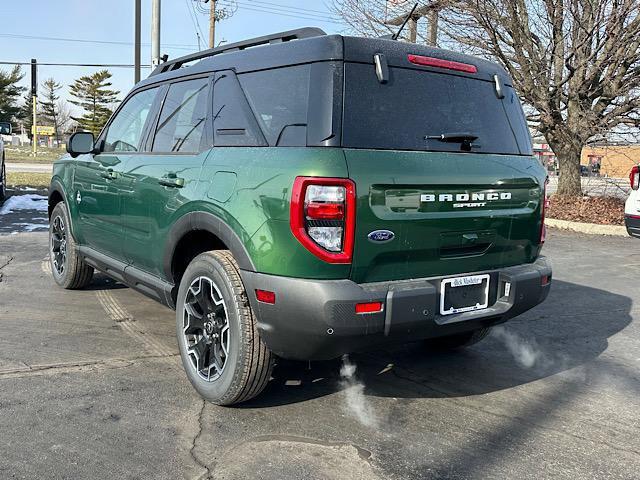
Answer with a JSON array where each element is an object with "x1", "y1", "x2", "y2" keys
[
  {"x1": 408, "y1": 54, "x2": 477, "y2": 74},
  {"x1": 630, "y1": 165, "x2": 639, "y2": 190},
  {"x1": 540, "y1": 179, "x2": 549, "y2": 245},
  {"x1": 290, "y1": 177, "x2": 356, "y2": 263}
]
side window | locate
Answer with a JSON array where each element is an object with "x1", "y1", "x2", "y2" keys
[
  {"x1": 238, "y1": 65, "x2": 310, "y2": 146},
  {"x1": 152, "y1": 77, "x2": 210, "y2": 153},
  {"x1": 103, "y1": 87, "x2": 159, "y2": 152},
  {"x1": 212, "y1": 71, "x2": 267, "y2": 147}
]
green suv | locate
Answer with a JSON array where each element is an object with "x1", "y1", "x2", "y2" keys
[{"x1": 48, "y1": 28, "x2": 551, "y2": 405}]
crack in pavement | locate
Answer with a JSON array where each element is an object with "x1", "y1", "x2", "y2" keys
[
  {"x1": 0, "y1": 255, "x2": 14, "y2": 282},
  {"x1": 0, "y1": 256, "x2": 14, "y2": 270},
  {"x1": 190, "y1": 399, "x2": 213, "y2": 480},
  {"x1": 0, "y1": 353, "x2": 179, "y2": 380}
]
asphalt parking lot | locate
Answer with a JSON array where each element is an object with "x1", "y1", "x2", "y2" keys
[{"x1": 1, "y1": 197, "x2": 639, "y2": 479}]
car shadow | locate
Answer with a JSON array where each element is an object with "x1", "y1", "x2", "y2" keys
[
  {"x1": 82, "y1": 272, "x2": 128, "y2": 291},
  {"x1": 241, "y1": 279, "x2": 633, "y2": 408}
]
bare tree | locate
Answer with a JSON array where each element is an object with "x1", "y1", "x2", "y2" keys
[
  {"x1": 331, "y1": 1, "x2": 443, "y2": 44},
  {"x1": 440, "y1": 0, "x2": 640, "y2": 195},
  {"x1": 333, "y1": 0, "x2": 640, "y2": 195},
  {"x1": 56, "y1": 99, "x2": 75, "y2": 137}
]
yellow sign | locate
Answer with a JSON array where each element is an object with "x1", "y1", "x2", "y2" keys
[{"x1": 32, "y1": 125, "x2": 55, "y2": 136}]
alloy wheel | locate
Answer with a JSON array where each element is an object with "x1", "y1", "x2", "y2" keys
[
  {"x1": 182, "y1": 276, "x2": 230, "y2": 382},
  {"x1": 50, "y1": 215, "x2": 67, "y2": 276}
]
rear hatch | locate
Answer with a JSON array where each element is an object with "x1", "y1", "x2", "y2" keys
[{"x1": 341, "y1": 42, "x2": 546, "y2": 283}]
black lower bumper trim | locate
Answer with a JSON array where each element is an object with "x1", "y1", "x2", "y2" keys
[
  {"x1": 241, "y1": 257, "x2": 552, "y2": 361},
  {"x1": 625, "y1": 215, "x2": 640, "y2": 238}
]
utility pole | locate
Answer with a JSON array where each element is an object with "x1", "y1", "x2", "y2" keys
[
  {"x1": 386, "y1": 2, "x2": 441, "y2": 46},
  {"x1": 151, "y1": 0, "x2": 161, "y2": 67},
  {"x1": 427, "y1": 8, "x2": 438, "y2": 46},
  {"x1": 209, "y1": 0, "x2": 216, "y2": 48},
  {"x1": 134, "y1": 0, "x2": 141, "y2": 82},
  {"x1": 408, "y1": 16, "x2": 418, "y2": 43},
  {"x1": 31, "y1": 59, "x2": 37, "y2": 157}
]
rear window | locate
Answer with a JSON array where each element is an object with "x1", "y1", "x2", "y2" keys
[{"x1": 342, "y1": 63, "x2": 532, "y2": 155}]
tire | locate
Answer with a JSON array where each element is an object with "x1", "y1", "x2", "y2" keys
[
  {"x1": 176, "y1": 250, "x2": 274, "y2": 405},
  {"x1": 0, "y1": 157, "x2": 6, "y2": 201},
  {"x1": 424, "y1": 327, "x2": 492, "y2": 351},
  {"x1": 49, "y1": 202, "x2": 94, "y2": 289}
]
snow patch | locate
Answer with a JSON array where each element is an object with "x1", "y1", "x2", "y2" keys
[
  {"x1": 14, "y1": 222, "x2": 48, "y2": 232},
  {"x1": 0, "y1": 194, "x2": 48, "y2": 215}
]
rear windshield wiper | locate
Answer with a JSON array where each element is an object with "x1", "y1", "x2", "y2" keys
[{"x1": 425, "y1": 132, "x2": 479, "y2": 143}]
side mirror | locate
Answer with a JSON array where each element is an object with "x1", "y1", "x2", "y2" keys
[
  {"x1": 67, "y1": 132, "x2": 96, "y2": 157},
  {"x1": 0, "y1": 122, "x2": 12, "y2": 135}
]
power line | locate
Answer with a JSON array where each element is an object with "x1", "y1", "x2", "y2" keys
[
  {"x1": 216, "y1": 1, "x2": 342, "y2": 23},
  {"x1": 191, "y1": 1, "x2": 208, "y2": 47},
  {"x1": 0, "y1": 61, "x2": 152, "y2": 68},
  {"x1": 184, "y1": 0, "x2": 204, "y2": 50},
  {"x1": 0, "y1": 33, "x2": 197, "y2": 51},
  {"x1": 231, "y1": 0, "x2": 339, "y2": 17},
  {"x1": 221, "y1": 0, "x2": 340, "y2": 21}
]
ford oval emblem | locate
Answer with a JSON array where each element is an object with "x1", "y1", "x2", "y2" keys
[{"x1": 368, "y1": 230, "x2": 395, "y2": 243}]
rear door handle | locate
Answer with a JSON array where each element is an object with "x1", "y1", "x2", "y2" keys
[
  {"x1": 99, "y1": 169, "x2": 119, "y2": 180},
  {"x1": 158, "y1": 176, "x2": 185, "y2": 188}
]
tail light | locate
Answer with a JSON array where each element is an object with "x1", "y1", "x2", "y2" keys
[
  {"x1": 630, "y1": 165, "x2": 639, "y2": 190},
  {"x1": 540, "y1": 178, "x2": 549, "y2": 244},
  {"x1": 290, "y1": 177, "x2": 356, "y2": 263}
]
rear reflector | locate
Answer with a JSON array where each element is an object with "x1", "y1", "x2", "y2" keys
[
  {"x1": 541, "y1": 275, "x2": 551, "y2": 287},
  {"x1": 408, "y1": 54, "x2": 477, "y2": 73},
  {"x1": 255, "y1": 289, "x2": 276, "y2": 304},
  {"x1": 355, "y1": 302, "x2": 383, "y2": 314}
]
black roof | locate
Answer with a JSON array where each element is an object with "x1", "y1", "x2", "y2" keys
[{"x1": 136, "y1": 28, "x2": 511, "y2": 90}]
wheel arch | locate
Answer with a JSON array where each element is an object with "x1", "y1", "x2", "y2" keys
[
  {"x1": 164, "y1": 211, "x2": 256, "y2": 295},
  {"x1": 48, "y1": 179, "x2": 67, "y2": 218}
]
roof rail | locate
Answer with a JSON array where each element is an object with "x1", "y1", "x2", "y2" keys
[{"x1": 149, "y1": 27, "x2": 327, "y2": 77}]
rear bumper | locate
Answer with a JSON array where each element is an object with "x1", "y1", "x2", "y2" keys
[
  {"x1": 624, "y1": 215, "x2": 640, "y2": 238},
  {"x1": 241, "y1": 257, "x2": 552, "y2": 361}
]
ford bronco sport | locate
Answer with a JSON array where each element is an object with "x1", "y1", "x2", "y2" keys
[{"x1": 48, "y1": 28, "x2": 551, "y2": 405}]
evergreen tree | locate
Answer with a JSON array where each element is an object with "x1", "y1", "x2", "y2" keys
[
  {"x1": 0, "y1": 65, "x2": 26, "y2": 123},
  {"x1": 17, "y1": 92, "x2": 38, "y2": 139},
  {"x1": 40, "y1": 78, "x2": 62, "y2": 142},
  {"x1": 69, "y1": 70, "x2": 119, "y2": 135}
]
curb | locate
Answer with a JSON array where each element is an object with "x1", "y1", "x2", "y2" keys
[{"x1": 546, "y1": 218, "x2": 627, "y2": 236}]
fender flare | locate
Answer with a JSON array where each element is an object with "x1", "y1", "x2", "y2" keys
[
  {"x1": 48, "y1": 178, "x2": 80, "y2": 239},
  {"x1": 162, "y1": 211, "x2": 256, "y2": 282},
  {"x1": 48, "y1": 178, "x2": 67, "y2": 215}
]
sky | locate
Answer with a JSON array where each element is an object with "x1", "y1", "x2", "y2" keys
[{"x1": 1, "y1": 0, "x2": 346, "y2": 114}]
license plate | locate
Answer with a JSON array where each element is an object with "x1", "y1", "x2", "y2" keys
[{"x1": 439, "y1": 274, "x2": 490, "y2": 316}]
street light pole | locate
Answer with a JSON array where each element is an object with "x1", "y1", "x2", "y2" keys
[
  {"x1": 151, "y1": 0, "x2": 161, "y2": 66},
  {"x1": 31, "y1": 59, "x2": 37, "y2": 157},
  {"x1": 134, "y1": 0, "x2": 141, "y2": 82}
]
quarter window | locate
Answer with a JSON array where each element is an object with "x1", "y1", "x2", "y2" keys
[
  {"x1": 103, "y1": 87, "x2": 159, "y2": 153},
  {"x1": 152, "y1": 78, "x2": 210, "y2": 153},
  {"x1": 238, "y1": 65, "x2": 310, "y2": 146}
]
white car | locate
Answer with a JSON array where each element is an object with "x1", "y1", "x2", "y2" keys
[{"x1": 625, "y1": 165, "x2": 640, "y2": 237}]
